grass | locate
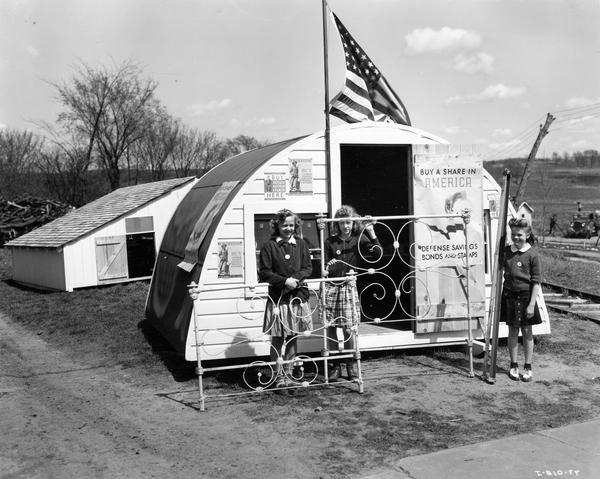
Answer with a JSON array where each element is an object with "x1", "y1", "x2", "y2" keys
[
  {"x1": 538, "y1": 247, "x2": 600, "y2": 293},
  {"x1": 486, "y1": 163, "x2": 600, "y2": 235},
  {"x1": 0, "y1": 248, "x2": 160, "y2": 370}
]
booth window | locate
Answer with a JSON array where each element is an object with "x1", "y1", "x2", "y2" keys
[{"x1": 254, "y1": 214, "x2": 322, "y2": 279}]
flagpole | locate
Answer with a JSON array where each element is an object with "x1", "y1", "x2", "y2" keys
[{"x1": 321, "y1": 0, "x2": 333, "y2": 216}]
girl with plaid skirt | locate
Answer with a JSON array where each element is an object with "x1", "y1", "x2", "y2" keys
[
  {"x1": 259, "y1": 209, "x2": 313, "y2": 389},
  {"x1": 324, "y1": 205, "x2": 381, "y2": 380},
  {"x1": 500, "y1": 217, "x2": 542, "y2": 382}
]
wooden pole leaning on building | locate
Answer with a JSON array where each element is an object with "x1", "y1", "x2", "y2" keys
[
  {"x1": 513, "y1": 113, "x2": 555, "y2": 206},
  {"x1": 483, "y1": 170, "x2": 511, "y2": 384}
]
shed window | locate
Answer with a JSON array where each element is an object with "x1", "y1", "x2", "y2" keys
[{"x1": 126, "y1": 216, "x2": 154, "y2": 234}]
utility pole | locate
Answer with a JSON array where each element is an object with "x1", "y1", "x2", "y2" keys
[{"x1": 513, "y1": 113, "x2": 555, "y2": 206}]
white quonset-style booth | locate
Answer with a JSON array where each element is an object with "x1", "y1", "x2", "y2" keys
[
  {"x1": 7, "y1": 177, "x2": 197, "y2": 291},
  {"x1": 145, "y1": 122, "x2": 550, "y2": 365}
]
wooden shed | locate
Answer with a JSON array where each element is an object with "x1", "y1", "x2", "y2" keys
[
  {"x1": 145, "y1": 123, "x2": 550, "y2": 362},
  {"x1": 7, "y1": 177, "x2": 197, "y2": 291}
]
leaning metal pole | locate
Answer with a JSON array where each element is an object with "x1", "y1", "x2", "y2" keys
[
  {"x1": 484, "y1": 170, "x2": 511, "y2": 383},
  {"x1": 462, "y1": 209, "x2": 475, "y2": 377}
]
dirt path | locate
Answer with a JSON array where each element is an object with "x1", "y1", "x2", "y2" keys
[{"x1": 0, "y1": 312, "x2": 318, "y2": 479}]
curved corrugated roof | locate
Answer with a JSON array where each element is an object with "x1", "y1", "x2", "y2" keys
[
  {"x1": 6, "y1": 177, "x2": 196, "y2": 248},
  {"x1": 145, "y1": 136, "x2": 307, "y2": 352}
]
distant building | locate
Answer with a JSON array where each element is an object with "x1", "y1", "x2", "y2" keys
[{"x1": 517, "y1": 201, "x2": 535, "y2": 224}]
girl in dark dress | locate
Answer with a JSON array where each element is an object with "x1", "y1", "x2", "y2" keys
[
  {"x1": 500, "y1": 217, "x2": 542, "y2": 382},
  {"x1": 259, "y1": 209, "x2": 312, "y2": 389},
  {"x1": 324, "y1": 205, "x2": 381, "y2": 380}
]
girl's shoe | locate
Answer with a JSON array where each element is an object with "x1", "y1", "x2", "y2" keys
[
  {"x1": 328, "y1": 364, "x2": 342, "y2": 382},
  {"x1": 508, "y1": 367, "x2": 519, "y2": 381},
  {"x1": 521, "y1": 368, "x2": 533, "y2": 382},
  {"x1": 346, "y1": 362, "x2": 358, "y2": 380}
]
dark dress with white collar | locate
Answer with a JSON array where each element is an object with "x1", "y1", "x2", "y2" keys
[
  {"x1": 500, "y1": 243, "x2": 542, "y2": 326},
  {"x1": 259, "y1": 236, "x2": 313, "y2": 336}
]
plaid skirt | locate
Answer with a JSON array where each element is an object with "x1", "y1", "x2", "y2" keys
[
  {"x1": 325, "y1": 281, "x2": 361, "y2": 327},
  {"x1": 500, "y1": 289, "x2": 542, "y2": 327},
  {"x1": 263, "y1": 300, "x2": 313, "y2": 336}
]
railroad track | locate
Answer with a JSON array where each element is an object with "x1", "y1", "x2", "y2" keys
[{"x1": 542, "y1": 281, "x2": 600, "y2": 324}]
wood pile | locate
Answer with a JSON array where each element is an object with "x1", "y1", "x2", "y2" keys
[{"x1": 0, "y1": 197, "x2": 73, "y2": 246}]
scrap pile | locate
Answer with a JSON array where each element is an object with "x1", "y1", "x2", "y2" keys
[{"x1": 0, "y1": 197, "x2": 73, "y2": 246}]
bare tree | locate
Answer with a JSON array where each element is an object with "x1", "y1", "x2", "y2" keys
[
  {"x1": 51, "y1": 60, "x2": 158, "y2": 190},
  {"x1": 34, "y1": 144, "x2": 100, "y2": 207},
  {"x1": 129, "y1": 103, "x2": 179, "y2": 182},
  {"x1": 223, "y1": 134, "x2": 268, "y2": 156},
  {"x1": 169, "y1": 126, "x2": 222, "y2": 177},
  {"x1": 0, "y1": 129, "x2": 44, "y2": 198},
  {"x1": 34, "y1": 115, "x2": 103, "y2": 206}
]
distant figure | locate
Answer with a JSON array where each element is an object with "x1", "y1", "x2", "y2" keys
[
  {"x1": 577, "y1": 201, "x2": 582, "y2": 213},
  {"x1": 501, "y1": 218, "x2": 542, "y2": 383},
  {"x1": 548, "y1": 214, "x2": 557, "y2": 235}
]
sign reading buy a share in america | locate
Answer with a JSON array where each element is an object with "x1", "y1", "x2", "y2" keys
[{"x1": 413, "y1": 153, "x2": 484, "y2": 268}]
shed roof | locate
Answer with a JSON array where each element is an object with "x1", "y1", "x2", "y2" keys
[{"x1": 6, "y1": 177, "x2": 196, "y2": 249}]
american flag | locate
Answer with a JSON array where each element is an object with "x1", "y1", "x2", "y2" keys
[{"x1": 329, "y1": 12, "x2": 411, "y2": 126}]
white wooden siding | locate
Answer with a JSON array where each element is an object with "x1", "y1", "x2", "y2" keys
[{"x1": 11, "y1": 247, "x2": 66, "y2": 291}]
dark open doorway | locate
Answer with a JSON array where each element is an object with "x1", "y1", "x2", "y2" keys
[{"x1": 340, "y1": 144, "x2": 413, "y2": 328}]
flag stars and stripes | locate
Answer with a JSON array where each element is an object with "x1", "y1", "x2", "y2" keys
[{"x1": 328, "y1": 11, "x2": 411, "y2": 126}]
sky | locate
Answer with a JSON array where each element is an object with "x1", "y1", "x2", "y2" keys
[{"x1": 1, "y1": 0, "x2": 599, "y2": 160}]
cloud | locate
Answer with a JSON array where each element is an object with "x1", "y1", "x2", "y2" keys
[
  {"x1": 26, "y1": 45, "x2": 39, "y2": 57},
  {"x1": 405, "y1": 27, "x2": 481, "y2": 55},
  {"x1": 257, "y1": 117, "x2": 276, "y2": 125},
  {"x1": 563, "y1": 97, "x2": 600, "y2": 108},
  {"x1": 562, "y1": 115, "x2": 596, "y2": 127},
  {"x1": 442, "y1": 125, "x2": 461, "y2": 135},
  {"x1": 445, "y1": 83, "x2": 526, "y2": 105},
  {"x1": 492, "y1": 128, "x2": 512, "y2": 137},
  {"x1": 568, "y1": 139, "x2": 593, "y2": 150},
  {"x1": 451, "y1": 52, "x2": 494, "y2": 74},
  {"x1": 187, "y1": 98, "x2": 232, "y2": 116}
]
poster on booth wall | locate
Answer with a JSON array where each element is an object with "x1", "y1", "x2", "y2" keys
[
  {"x1": 413, "y1": 154, "x2": 484, "y2": 268},
  {"x1": 288, "y1": 158, "x2": 313, "y2": 194},
  {"x1": 264, "y1": 173, "x2": 286, "y2": 200},
  {"x1": 217, "y1": 241, "x2": 243, "y2": 278}
]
